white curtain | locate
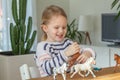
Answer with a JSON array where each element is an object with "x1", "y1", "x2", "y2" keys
[
  {"x1": 1, "y1": 0, "x2": 37, "y2": 51},
  {"x1": 1, "y1": 0, "x2": 10, "y2": 51}
]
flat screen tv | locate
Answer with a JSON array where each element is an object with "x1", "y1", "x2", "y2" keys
[{"x1": 102, "y1": 13, "x2": 120, "y2": 46}]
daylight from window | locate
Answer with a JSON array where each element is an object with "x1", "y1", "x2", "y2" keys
[
  {"x1": 0, "y1": 0, "x2": 37, "y2": 52},
  {"x1": 0, "y1": 0, "x2": 2, "y2": 51}
]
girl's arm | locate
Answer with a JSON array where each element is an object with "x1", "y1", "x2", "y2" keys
[{"x1": 35, "y1": 43, "x2": 68, "y2": 76}]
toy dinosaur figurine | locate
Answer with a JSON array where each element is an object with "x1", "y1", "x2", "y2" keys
[
  {"x1": 114, "y1": 53, "x2": 120, "y2": 72},
  {"x1": 68, "y1": 52, "x2": 81, "y2": 68}
]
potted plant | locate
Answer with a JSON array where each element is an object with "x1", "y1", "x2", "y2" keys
[
  {"x1": 66, "y1": 19, "x2": 82, "y2": 44},
  {"x1": 10, "y1": 0, "x2": 36, "y2": 55},
  {"x1": 0, "y1": 0, "x2": 37, "y2": 80},
  {"x1": 111, "y1": 0, "x2": 120, "y2": 19}
]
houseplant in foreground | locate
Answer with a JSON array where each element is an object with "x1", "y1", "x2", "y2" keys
[
  {"x1": 0, "y1": 0, "x2": 37, "y2": 80},
  {"x1": 10, "y1": 0, "x2": 37, "y2": 55},
  {"x1": 66, "y1": 19, "x2": 82, "y2": 44}
]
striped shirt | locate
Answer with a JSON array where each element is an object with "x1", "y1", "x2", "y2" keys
[{"x1": 34, "y1": 38, "x2": 95, "y2": 77}]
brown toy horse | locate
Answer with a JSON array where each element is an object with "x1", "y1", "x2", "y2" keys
[
  {"x1": 68, "y1": 52, "x2": 81, "y2": 68},
  {"x1": 114, "y1": 53, "x2": 120, "y2": 72}
]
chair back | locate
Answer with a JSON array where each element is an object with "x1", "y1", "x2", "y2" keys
[{"x1": 20, "y1": 64, "x2": 40, "y2": 80}]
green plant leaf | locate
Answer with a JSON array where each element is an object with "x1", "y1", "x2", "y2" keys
[
  {"x1": 117, "y1": 3, "x2": 120, "y2": 10},
  {"x1": 66, "y1": 19, "x2": 82, "y2": 43},
  {"x1": 10, "y1": 0, "x2": 37, "y2": 55},
  {"x1": 25, "y1": 17, "x2": 32, "y2": 42},
  {"x1": 12, "y1": 0, "x2": 18, "y2": 24},
  {"x1": 111, "y1": 0, "x2": 120, "y2": 20},
  {"x1": 115, "y1": 10, "x2": 120, "y2": 20},
  {"x1": 111, "y1": 0, "x2": 119, "y2": 9}
]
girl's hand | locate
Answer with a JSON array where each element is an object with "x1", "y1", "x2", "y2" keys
[
  {"x1": 76, "y1": 50, "x2": 92, "y2": 63},
  {"x1": 64, "y1": 42, "x2": 80, "y2": 57}
]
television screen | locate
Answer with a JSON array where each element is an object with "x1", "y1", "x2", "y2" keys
[{"x1": 102, "y1": 13, "x2": 120, "y2": 44}]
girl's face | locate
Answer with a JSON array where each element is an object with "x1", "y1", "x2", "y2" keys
[{"x1": 43, "y1": 15, "x2": 67, "y2": 42}]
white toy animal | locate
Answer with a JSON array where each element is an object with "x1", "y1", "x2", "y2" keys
[
  {"x1": 52, "y1": 63, "x2": 68, "y2": 80},
  {"x1": 70, "y1": 57, "x2": 96, "y2": 78}
]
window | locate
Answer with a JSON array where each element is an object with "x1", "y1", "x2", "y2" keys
[
  {"x1": 0, "y1": 0, "x2": 37, "y2": 51},
  {"x1": 0, "y1": 0, "x2": 3, "y2": 51},
  {"x1": 0, "y1": 17, "x2": 2, "y2": 51}
]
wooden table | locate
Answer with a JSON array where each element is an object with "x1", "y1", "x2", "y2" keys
[{"x1": 30, "y1": 67, "x2": 120, "y2": 80}]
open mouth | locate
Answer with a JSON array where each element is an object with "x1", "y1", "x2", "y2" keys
[{"x1": 57, "y1": 34, "x2": 64, "y2": 38}]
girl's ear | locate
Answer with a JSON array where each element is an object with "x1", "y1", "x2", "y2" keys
[{"x1": 41, "y1": 24, "x2": 48, "y2": 33}]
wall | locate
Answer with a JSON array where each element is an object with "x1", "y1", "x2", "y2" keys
[
  {"x1": 36, "y1": 0, "x2": 118, "y2": 46},
  {"x1": 36, "y1": 0, "x2": 69, "y2": 42},
  {"x1": 69, "y1": 0, "x2": 117, "y2": 46}
]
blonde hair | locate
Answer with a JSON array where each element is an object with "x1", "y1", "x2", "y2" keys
[{"x1": 41, "y1": 5, "x2": 67, "y2": 41}]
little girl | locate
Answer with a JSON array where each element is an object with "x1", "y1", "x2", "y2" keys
[{"x1": 35, "y1": 5, "x2": 95, "y2": 77}]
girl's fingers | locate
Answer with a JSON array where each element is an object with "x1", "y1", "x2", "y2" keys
[
  {"x1": 76, "y1": 56, "x2": 82, "y2": 62},
  {"x1": 76, "y1": 54, "x2": 88, "y2": 63}
]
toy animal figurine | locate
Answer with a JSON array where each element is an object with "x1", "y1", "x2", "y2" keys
[
  {"x1": 114, "y1": 53, "x2": 120, "y2": 72},
  {"x1": 70, "y1": 57, "x2": 96, "y2": 78},
  {"x1": 52, "y1": 63, "x2": 68, "y2": 80},
  {"x1": 68, "y1": 52, "x2": 81, "y2": 68}
]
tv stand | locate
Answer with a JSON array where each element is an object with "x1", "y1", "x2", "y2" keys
[{"x1": 107, "y1": 42, "x2": 120, "y2": 47}]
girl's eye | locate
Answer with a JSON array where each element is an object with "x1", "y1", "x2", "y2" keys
[
  {"x1": 63, "y1": 26, "x2": 66, "y2": 29},
  {"x1": 54, "y1": 26, "x2": 59, "y2": 29}
]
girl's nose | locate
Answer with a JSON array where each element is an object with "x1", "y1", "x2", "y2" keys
[{"x1": 59, "y1": 28, "x2": 64, "y2": 33}]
